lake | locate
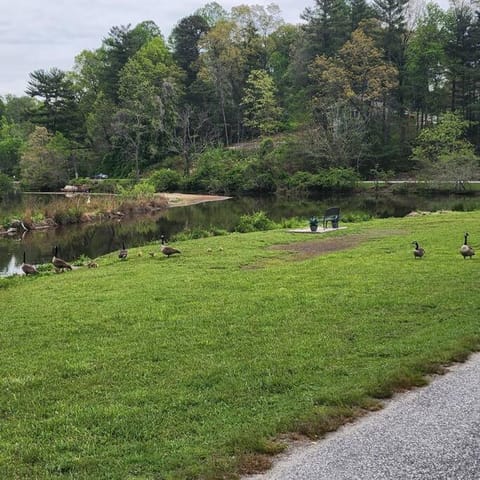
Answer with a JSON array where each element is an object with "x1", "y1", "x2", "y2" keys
[{"x1": 1, "y1": 191, "x2": 479, "y2": 276}]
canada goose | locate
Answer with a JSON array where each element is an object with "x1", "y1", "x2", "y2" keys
[
  {"x1": 460, "y1": 232, "x2": 475, "y2": 259},
  {"x1": 160, "y1": 235, "x2": 181, "y2": 258},
  {"x1": 412, "y1": 241, "x2": 425, "y2": 259},
  {"x1": 119, "y1": 242, "x2": 128, "y2": 260},
  {"x1": 52, "y1": 246, "x2": 72, "y2": 272},
  {"x1": 21, "y1": 251, "x2": 38, "y2": 275}
]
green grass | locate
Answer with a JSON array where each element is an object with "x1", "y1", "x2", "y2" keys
[{"x1": 1, "y1": 212, "x2": 479, "y2": 479}]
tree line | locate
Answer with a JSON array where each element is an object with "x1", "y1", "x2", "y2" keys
[{"x1": 0, "y1": 0, "x2": 479, "y2": 193}]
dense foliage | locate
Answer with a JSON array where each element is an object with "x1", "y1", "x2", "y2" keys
[{"x1": 1, "y1": 0, "x2": 480, "y2": 191}]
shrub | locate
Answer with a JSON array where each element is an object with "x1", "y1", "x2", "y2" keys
[
  {"x1": 260, "y1": 138, "x2": 274, "y2": 157},
  {"x1": 235, "y1": 211, "x2": 276, "y2": 233},
  {"x1": 148, "y1": 169, "x2": 182, "y2": 192},
  {"x1": 119, "y1": 181, "x2": 155, "y2": 200},
  {"x1": 53, "y1": 206, "x2": 83, "y2": 225}
]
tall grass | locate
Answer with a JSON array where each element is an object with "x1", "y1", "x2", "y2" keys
[
  {"x1": 3, "y1": 193, "x2": 168, "y2": 227},
  {"x1": 0, "y1": 211, "x2": 479, "y2": 479}
]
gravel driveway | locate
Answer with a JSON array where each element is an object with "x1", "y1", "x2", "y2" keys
[{"x1": 244, "y1": 353, "x2": 480, "y2": 480}]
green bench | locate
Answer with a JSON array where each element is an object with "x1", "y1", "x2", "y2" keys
[{"x1": 323, "y1": 207, "x2": 340, "y2": 229}]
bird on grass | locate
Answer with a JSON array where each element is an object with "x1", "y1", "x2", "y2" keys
[
  {"x1": 87, "y1": 260, "x2": 98, "y2": 268},
  {"x1": 52, "y1": 246, "x2": 72, "y2": 272},
  {"x1": 460, "y1": 233, "x2": 475, "y2": 259},
  {"x1": 118, "y1": 242, "x2": 128, "y2": 260},
  {"x1": 160, "y1": 235, "x2": 181, "y2": 258},
  {"x1": 412, "y1": 241, "x2": 425, "y2": 259},
  {"x1": 21, "y1": 251, "x2": 38, "y2": 275}
]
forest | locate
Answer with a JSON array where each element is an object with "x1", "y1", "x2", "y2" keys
[{"x1": 0, "y1": 0, "x2": 479, "y2": 195}]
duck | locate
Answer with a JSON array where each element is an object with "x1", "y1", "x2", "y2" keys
[
  {"x1": 52, "y1": 246, "x2": 72, "y2": 272},
  {"x1": 160, "y1": 235, "x2": 181, "y2": 258},
  {"x1": 118, "y1": 242, "x2": 128, "y2": 260},
  {"x1": 21, "y1": 251, "x2": 39, "y2": 275},
  {"x1": 412, "y1": 241, "x2": 425, "y2": 259},
  {"x1": 460, "y1": 232, "x2": 475, "y2": 259}
]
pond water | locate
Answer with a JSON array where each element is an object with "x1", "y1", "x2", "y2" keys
[{"x1": 1, "y1": 191, "x2": 479, "y2": 277}]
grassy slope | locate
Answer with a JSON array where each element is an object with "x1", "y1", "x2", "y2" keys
[{"x1": 0, "y1": 212, "x2": 479, "y2": 479}]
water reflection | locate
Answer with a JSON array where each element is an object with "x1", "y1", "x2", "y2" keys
[{"x1": 1, "y1": 192, "x2": 479, "y2": 276}]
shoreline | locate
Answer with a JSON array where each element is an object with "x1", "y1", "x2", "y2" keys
[{"x1": 0, "y1": 193, "x2": 232, "y2": 237}]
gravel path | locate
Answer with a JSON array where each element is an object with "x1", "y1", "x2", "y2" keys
[{"x1": 244, "y1": 353, "x2": 480, "y2": 480}]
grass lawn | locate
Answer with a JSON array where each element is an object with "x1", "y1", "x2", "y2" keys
[{"x1": 1, "y1": 211, "x2": 479, "y2": 479}]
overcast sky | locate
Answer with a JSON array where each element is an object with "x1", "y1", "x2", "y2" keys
[{"x1": 0, "y1": 0, "x2": 312, "y2": 97}]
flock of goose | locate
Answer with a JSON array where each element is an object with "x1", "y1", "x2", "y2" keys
[
  {"x1": 19, "y1": 232, "x2": 475, "y2": 276},
  {"x1": 117, "y1": 235, "x2": 181, "y2": 262},
  {"x1": 20, "y1": 235, "x2": 182, "y2": 275},
  {"x1": 412, "y1": 232, "x2": 475, "y2": 259}
]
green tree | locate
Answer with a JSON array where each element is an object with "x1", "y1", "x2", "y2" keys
[
  {"x1": 0, "y1": 118, "x2": 25, "y2": 176},
  {"x1": 241, "y1": 69, "x2": 283, "y2": 136},
  {"x1": 2, "y1": 94, "x2": 38, "y2": 124},
  {"x1": 301, "y1": 0, "x2": 351, "y2": 58},
  {"x1": 443, "y1": 0, "x2": 480, "y2": 143},
  {"x1": 412, "y1": 111, "x2": 475, "y2": 163},
  {"x1": 26, "y1": 68, "x2": 81, "y2": 137},
  {"x1": 309, "y1": 27, "x2": 398, "y2": 170},
  {"x1": 405, "y1": 4, "x2": 449, "y2": 128},
  {"x1": 349, "y1": 0, "x2": 375, "y2": 31},
  {"x1": 170, "y1": 15, "x2": 210, "y2": 89},
  {"x1": 412, "y1": 112, "x2": 479, "y2": 181},
  {"x1": 372, "y1": 0, "x2": 409, "y2": 121},
  {"x1": 231, "y1": 3, "x2": 284, "y2": 71},
  {"x1": 194, "y1": 2, "x2": 229, "y2": 27},
  {"x1": 20, "y1": 126, "x2": 69, "y2": 191},
  {"x1": 310, "y1": 28, "x2": 398, "y2": 120},
  {"x1": 99, "y1": 21, "x2": 162, "y2": 103},
  {"x1": 198, "y1": 19, "x2": 245, "y2": 145},
  {"x1": 114, "y1": 37, "x2": 182, "y2": 177}
]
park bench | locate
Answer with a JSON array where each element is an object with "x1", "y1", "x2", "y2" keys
[{"x1": 323, "y1": 207, "x2": 340, "y2": 229}]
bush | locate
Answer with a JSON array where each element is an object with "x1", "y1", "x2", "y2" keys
[
  {"x1": 148, "y1": 169, "x2": 182, "y2": 192},
  {"x1": 118, "y1": 181, "x2": 155, "y2": 199},
  {"x1": 260, "y1": 138, "x2": 274, "y2": 157},
  {"x1": 281, "y1": 168, "x2": 359, "y2": 194},
  {"x1": 324, "y1": 168, "x2": 359, "y2": 190},
  {"x1": 53, "y1": 206, "x2": 83, "y2": 225},
  {"x1": 235, "y1": 211, "x2": 276, "y2": 233}
]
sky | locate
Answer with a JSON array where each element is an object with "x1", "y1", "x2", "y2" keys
[{"x1": 0, "y1": 0, "x2": 310, "y2": 97}]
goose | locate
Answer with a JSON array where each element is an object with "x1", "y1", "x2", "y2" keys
[
  {"x1": 21, "y1": 251, "x2": 38, "y2": 275},
  {"x1": 52, "y1": 246, "x2": 72, "y2": 272},
  {"x1": 412, "y1": 241, "x2": 425, "y2": 259},
  {"x1": 460, "y1": 232, "x2": 475, "y2": 259},
  {"x1": 160, "y1": 235, "x2": 181, "y2": 258},
  {"x1": 118, "y1": 242, "x2": 128, "y2": 260}
]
